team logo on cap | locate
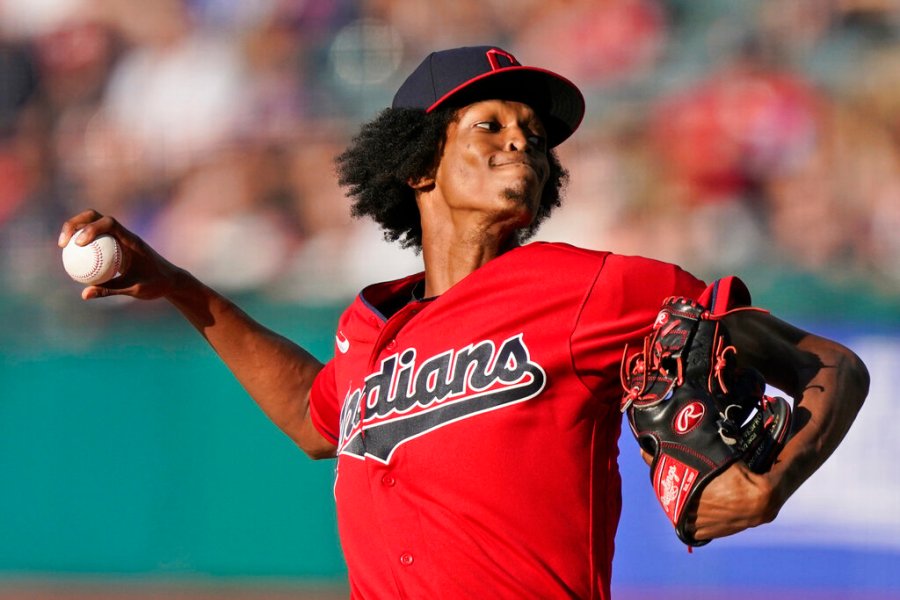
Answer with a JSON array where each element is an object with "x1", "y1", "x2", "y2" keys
[{"x1": 485, "y1": 48, "x2": 518, "y2": 70}]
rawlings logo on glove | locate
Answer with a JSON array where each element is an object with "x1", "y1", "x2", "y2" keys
[{"x1": 620, "y1": 277, "x2": 792, "y2": 547}]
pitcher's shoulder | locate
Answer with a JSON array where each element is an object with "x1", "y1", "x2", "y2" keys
[
  {"x1": 519, "y1": 241, "x2": 611, "y2": 265},
  {"x1": 521, "y1": 242, "x2": 690, "y2": 273}
]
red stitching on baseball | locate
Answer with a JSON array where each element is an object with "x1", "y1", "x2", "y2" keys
[{"x1": 88, "y1": 244, "x2": 102, "y2": 279}]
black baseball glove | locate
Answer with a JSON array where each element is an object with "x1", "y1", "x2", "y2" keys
[{"x1": 619, "y1": 277, "x2": 792, "y2": 547}]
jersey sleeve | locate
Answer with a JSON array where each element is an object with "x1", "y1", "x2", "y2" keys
[
  {"x1": 570, "y1": 254, "x2": 707, "y2": 404},
  {"x1": 309, "y1": 359, "x2": 341, "y2": 445}
]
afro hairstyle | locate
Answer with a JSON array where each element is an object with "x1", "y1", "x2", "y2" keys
[{"x1": 335, "y1": 106, "x2": 569, "y2": 250}]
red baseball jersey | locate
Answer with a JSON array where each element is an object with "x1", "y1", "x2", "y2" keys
[{"x1": 309, "y1": 242, "x2": 706, "y2": 599}]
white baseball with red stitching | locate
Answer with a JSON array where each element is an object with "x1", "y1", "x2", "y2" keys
[{"x1": 62, "y1": 229, "x2": 122, "y2": 285}]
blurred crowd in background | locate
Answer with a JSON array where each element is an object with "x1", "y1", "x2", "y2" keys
[{"x1": 2, "y1": 0, "x2": 900, "y2": 309}]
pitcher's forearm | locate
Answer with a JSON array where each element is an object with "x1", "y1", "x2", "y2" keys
[
  {"x1": 767, "y1": 336, "x2": 868, "y2": 508},
  {"x1": 165, "y1": 269, "x2": 328, "y2": 451}
]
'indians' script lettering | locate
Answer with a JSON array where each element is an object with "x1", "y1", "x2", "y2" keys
[{"x1": 339, "y1": 334, "x2": 545, "y2": 463}]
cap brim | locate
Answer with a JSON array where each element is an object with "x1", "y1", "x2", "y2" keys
[{"x1": 426, "y1": 67, "x2": 585, "y2": 148}]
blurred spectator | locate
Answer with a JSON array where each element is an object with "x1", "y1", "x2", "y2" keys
[
  {"x1": 367, "y1": 0, "x2": 510, "y2": 56},
  {"x1": 762, "y1": 105, "x2": 863, "y2": 273},
  {"x1": 646, "y1": 42, "x2": 823, "y2": 272},
  {"x1": 651, "y1": 44, "x2": 821, "y2": 207},
  {"x1": 0, "y1": 39, "x2": 39, "y2": 226},
  {"x1": 101, "y1": 0, "x2": 247, "y2": 177},
  {"x1": 32, "y1": 19, "x2": 118, "y2": 112},
  {"x1": 0, "y1": 41, "x2": 38, "y2": 136},
  {"x1": 149, "y1": 144, "x2": 301, "y2": 293},
  {"x1": 834, "y1": 43, "x2": 900, "y2": 287},
  {"x1": 514, "y1": 0, "x2": 668, "y2": 89}
]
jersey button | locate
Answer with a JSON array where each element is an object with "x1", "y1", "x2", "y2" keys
[
  {"x1": 381, "y1": 475, "x2": 396, "y2": 487},
  {"x1": 399, "y1": 553, "x2": 414, "y2": 566},
  {"x1": 386, "y1": 339, "x2": 397, "y2": 351}
]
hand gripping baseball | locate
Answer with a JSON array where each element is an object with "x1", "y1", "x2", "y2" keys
[
  {"x1": 58, "y1": 209, "x2": 183, "y2": 301},
  {"x1": 619, "y1": 277, "x2": 792, "y2": 546}
]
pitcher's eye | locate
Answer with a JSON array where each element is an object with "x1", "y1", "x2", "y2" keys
[{"x1": 474, "y1": 121, "x2": 500, "y2": 131}]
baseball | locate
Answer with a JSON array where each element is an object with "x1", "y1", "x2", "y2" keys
[{"x1": 62, "y1": 229, "x2": 122, "y2": 285}]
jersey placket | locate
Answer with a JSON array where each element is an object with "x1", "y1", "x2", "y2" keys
[{"x1": 361, "y1": 300, "x2": 432, "y2": 595}]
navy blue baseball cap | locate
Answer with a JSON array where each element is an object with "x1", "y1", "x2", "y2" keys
[{"x1": 392, "y1": 46, "x2": 585, "y2": 148}]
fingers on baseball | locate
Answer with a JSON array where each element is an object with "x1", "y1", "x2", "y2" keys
[{"x1": 58, "y1": 210, "x2": 122, "y2": 248}]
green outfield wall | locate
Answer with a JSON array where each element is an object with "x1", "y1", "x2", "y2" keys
[{"x1": 1, "y1": 299, "x2": 348, "y2": 580}]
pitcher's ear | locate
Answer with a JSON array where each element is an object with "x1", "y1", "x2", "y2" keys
[{"x1": 408, "y1": 175, "x2": 435, "y2": 191}]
